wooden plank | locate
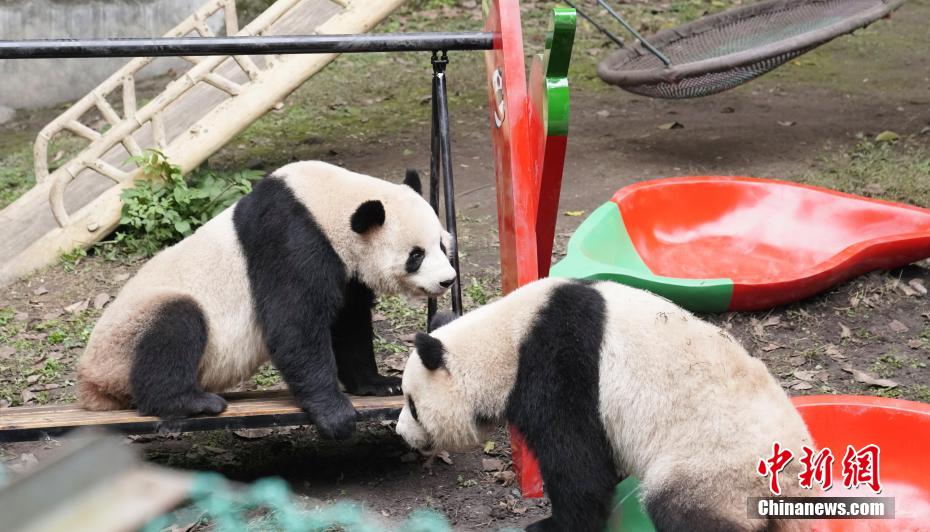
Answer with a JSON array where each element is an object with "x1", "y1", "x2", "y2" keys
[{"x1": 0, "y1": 391, "x2": 403, "y2": 443}]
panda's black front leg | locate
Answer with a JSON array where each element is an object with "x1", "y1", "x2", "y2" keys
[
  {"x1": 267, "y1": 318, "x2": 357, "y2": 440},
  {"x1": 331, "y1": 279, "x2": 402, "y2": 396}
]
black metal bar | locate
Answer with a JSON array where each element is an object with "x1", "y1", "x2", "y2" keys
[
  {"x1": 0, "y1": 31, "x2": 494, "y2": 59},
  {"x1": 596, "y1": 0, "x2": 671, "y2": 65},
  {"x1": 562, "y1": 0, "x2": 626, "y2": 49},
  {"x1": 427, "y1": 56, "x2": 442, "y2": 332},
  {"x1": 432, "y1": 51, "x2": 463, "y2": 317}
]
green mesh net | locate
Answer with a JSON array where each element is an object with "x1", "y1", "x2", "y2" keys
[{"x1": 143, "y1": 472, "x2": 455, "y2": 532}]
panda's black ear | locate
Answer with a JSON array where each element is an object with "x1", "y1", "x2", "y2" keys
[
  {"x1": 415, "y1": 332, "x2": 445, "y2": 371},
  {"x1": 351, "y1": 200, "x2": 385, "y2": 234},
  {"x1": 428, "y1": 311, "x2": 458, "y2": 332},
  {"x1": 403, "y1": 169, "x2": 423, "y2": 196}
]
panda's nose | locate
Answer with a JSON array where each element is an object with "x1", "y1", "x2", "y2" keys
[{"x1": 439, "y1": 278, "x2": 455, "y2": 288}]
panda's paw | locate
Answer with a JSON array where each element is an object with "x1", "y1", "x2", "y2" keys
[
  {"x1": 348, "y1": 375, "x2": 403, "y2": 397},
  {"x1": 308, "y1": 395, "x2": 358, "y2": 440},
  {"x1": 189, "y1": 392, "x2": 228, "y2": 416},
  {"x1": 138, "y1": 392, "x2": 228, "y2": 419}
]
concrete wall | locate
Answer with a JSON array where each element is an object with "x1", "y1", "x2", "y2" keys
[{"x1": 0, "y1": 0, "x2": 215, "y2": 111}]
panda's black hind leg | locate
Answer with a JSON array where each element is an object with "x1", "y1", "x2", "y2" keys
[
  {"x1": 130, "y1": 297, "x2": 227, "y2": 419},
  {"x1": 332, "y1": 279, "x2": 402, "y2": 396}
]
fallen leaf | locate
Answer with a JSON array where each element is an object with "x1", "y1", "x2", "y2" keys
[
  {"x1": 777, "y1": 120, "x2": 796, "y2": 127},
  {"x1": 789, "y1": 355, "x2": 807, "y2": 367},
  {"x1": 840, "y1": 323, "x2": 851, "y2": 339},
  {"x1": 42, "y1": 310, "x2": 62, "y2": 321},
  {"x1": 0, "y1": 346, "x2": 14, "y2": 359},
  {"x1": 233, "y1": 428, "x2": 273, "y2": 439},
  {"x1": 658, "y1": 121, "x2": 684, "y2": 130},
  {"x1": 907, "y1": 339, "x2": 923, "y2": 349},
  {"x1": 93, "y1": 293, "x2": 111, "y2": 309},
  {"x1": 794, "y1": 370, "x2": 816, "y2": 382},
  {"x1": 824, "y1": 344, "x2": 842, "y2": 357},
  {"x1": 595, "y1": 110, "x2": 610, "y2": 118},
  {"x1": 889, "y1": 320, "x2": 909, "y2": 333},
  {"x1": 908, "y1": 279, "x2": 927, "y2": 295},
  {"x1": 483, "y1": 440, "x2": 496, "y2": 454},
  {"x1": 113, "y1": 273, "x2": 131, "y2": 283},
  {"x1": 849, "y1": 295, "x2": 861, "y2": 307},
  {"x1": 26, "y1": 374, "x2": 40, "y2": 384},
  {"x1": 792, "y1": 382, "x2": 814, "y2": 391},
  {"x1": 894, "y1": 280, "x2": 917, "y2": 296},
  {"x1": 763, "y1": 316, "x2": 781, "y2": 327},
  {"x1": 33, "y1": 286, "x2": 49, "y2": 296},
  {"x1": 563, "y1": 210, "x2": 586, "y2": 217},
  {"x1": 482, "y1": 458, "x2": 505, "y2": 472},
  {"x1": 511, "y1": 506, "x2": 528, "y2": 515},
  {"x1": 762, "y1": 343, "x2": 782, "y2": 352},
  {"x1": 20, "y1": 389, "x2": 37, "y2": 403},
  {"x1": 437, "y1": 450, "x2": 454, "y2": 465},
  {"x1": 842, "y1": 366, "x2": 898, "y2": 388},
  {"x1": 64, "y1": 299, "x2": 89, "y2": 314},
  {"x1": 385, "y1": 355, "x2": 407, "y2": 373},
  {"x1": 492, "y1": 470, "x2": 516, "y2": 486},
  {"x1": 875, "y1": 130, "x2": 899, "y2": 143}
]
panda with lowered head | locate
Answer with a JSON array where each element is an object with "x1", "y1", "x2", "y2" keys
[
  {"x1": 397, "y1": 277, "x2": 813, "y2": 532},
  {"x1": 78, "y1": 161, "x2": 456, "y2": 439}
]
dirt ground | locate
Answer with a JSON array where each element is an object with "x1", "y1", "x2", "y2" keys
[{"x1": 1, "y1": 0, "x2": 929, "y2": 529}]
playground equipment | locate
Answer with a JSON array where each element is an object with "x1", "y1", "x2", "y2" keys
[
  {"x1": 582, "y1": 0, "x2": 906, "y2": 98},
  {"x1": 608, "y1": 395, "x2": 930, "y2": 531},
  {"x1": 550, "y1": 177, "x2": 930, "y2": 312},
  {"x1": 0, "y1": 0, "x2": 409, "y2": 286}
]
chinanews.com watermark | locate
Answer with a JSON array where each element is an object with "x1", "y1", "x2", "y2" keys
[
  {"x1": 749, "y1": 497, "x2": 895, "y2": 519},
  {"x1": 750, "y1": 442, "x2": 895, "y2": 520}
]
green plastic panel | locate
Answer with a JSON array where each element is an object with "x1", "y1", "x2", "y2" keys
[{"x1": 550, "y1": 202, "x2": 734, "y2": 313}]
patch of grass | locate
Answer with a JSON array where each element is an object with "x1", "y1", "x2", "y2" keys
[
  {"x1": 58, "y1": 246, "x2": 87, "y2": 272},
  {"x1": 374, "y1": 333, "x2": 407, "y2": 356},
  {"x1": 870, "y1": 354, "x2": 904, "y2": 378},
  {"x1": 464, "y1": 276, "x2": 490, "y2": 306},
  {"x1": 252, "y1": 363, "x2": 282, "y2": 388},
  {"x1": 376, "y1": 295, "x2": 423, "y2": 331},
  {"x1": 910, "y1": 384, "x2": 930, "y2": 403},
  {"x1": 801, "y1": 139, "x2": 930, "y2": 209}
]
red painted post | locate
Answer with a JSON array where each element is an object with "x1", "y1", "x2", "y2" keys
[{"x1": 484, "y1": 0, "x2": 575, "y2": 498}]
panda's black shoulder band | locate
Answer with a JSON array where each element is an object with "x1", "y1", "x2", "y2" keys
[{"x1": 415, "y1": 332, "x2": 445, "y2": 370}]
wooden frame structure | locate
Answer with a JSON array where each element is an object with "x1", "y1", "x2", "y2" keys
[{"x1": 0, "y1": 0, "x2": 407, "y2": 286}]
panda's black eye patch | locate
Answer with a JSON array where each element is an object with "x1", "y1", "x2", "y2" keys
[
  {"x1": 406, "y1": 247, "x2": 425, "y2": 273},
  {"x1": 407, "y1": 395, "x2": 420, "y2": 422}
]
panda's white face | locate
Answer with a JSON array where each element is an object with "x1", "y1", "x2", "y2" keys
[
  {"x1": 396, "y1": 333, "x2": 495, "y2": 454},
  {"x1": 397, "y1": 352, "x2": 480, "y2": 454},
  {"x1": 349, "y1": 181, "x2": 456, "y2": 300}
]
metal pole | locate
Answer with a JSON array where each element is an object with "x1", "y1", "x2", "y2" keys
[
  {"x1": 426, "y1": 55, "x2": 442, "y2": 331},
  {"x1": 597, "y1": 0, "x2": 671, "y2": 66},
  {"x1": 561, "y1": 0, "x2": 626, "y2": 49},
  {"x1": 0, "y1": 32, "x2": 494, "y2": 59},
  {"x1": 432, "y1": 50, "x2": 463, "y2": 317}
]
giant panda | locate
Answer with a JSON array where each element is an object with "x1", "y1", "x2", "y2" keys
[
  {"x1": 78, "y1": 161, "x2": 456, "y2": 440},
  {"x1": 396, "y1": 277, "x2": 813, "y2": 532}
]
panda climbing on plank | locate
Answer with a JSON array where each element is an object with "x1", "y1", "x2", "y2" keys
[
  {"x1": 78, "y1": 161, "x2": 456, "y2": 440},
  {"x1": 397, "y1": 277, "x2": 813, "y2": 532}
]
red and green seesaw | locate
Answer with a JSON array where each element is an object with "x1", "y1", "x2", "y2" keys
[{"x1": 483, "y1": 3, "x2": 930, "y2": 529}]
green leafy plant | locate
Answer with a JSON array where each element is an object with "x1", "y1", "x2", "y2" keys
[{"x1": 104, "y1": 150, "x2": 262, "y2": 257}]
